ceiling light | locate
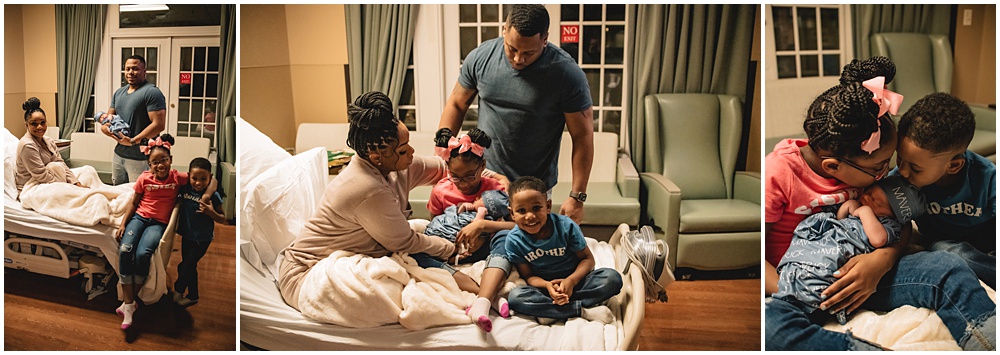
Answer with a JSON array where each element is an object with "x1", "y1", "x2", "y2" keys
[{"x1": 120, "y1": 4, "x2": 169, "y2": 12}]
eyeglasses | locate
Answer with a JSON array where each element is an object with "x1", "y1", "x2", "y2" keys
[
  {"x1": 149, "y1": 158, "x2": 170, "y2": 166},
  {"x1": 448, "y1": 164, "x2": 483, "y2": 183},
  {"x1": 821, "y1": 156, "x2": 889, "y2": 180}
]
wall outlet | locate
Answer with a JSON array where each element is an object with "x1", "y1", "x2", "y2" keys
[{"x1": 963, "y1": 9, "x2": 973, "y2": 26}]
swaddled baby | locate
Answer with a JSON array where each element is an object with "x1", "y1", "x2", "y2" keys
[
  {"x1": 425, "y1": 189, "x2": 509, "y2": 257},
  {"x1": 773, "y1": 175, "x2": 926, "y2": 325},
  {"x1": 96, "y1": 111, "x2": 129, "y2": 137}
]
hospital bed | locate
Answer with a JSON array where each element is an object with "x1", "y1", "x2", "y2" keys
[
  {"x1": 238, "y1": 118, "x2": 657, "y2": 350},
  {"x1": 3, "y1": 128, "x2": 175, "y2": 304}
]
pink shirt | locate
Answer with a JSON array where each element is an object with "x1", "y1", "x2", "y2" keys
[
  {"x1": 134, "y1": 169, "x2": 188, "y2": 224},
  {"x1": 764, "y1": 139, "x2": 859, "y2": 266},
  {"x1": 427, "y1": 176, "x2": 504, "y2": 216}
]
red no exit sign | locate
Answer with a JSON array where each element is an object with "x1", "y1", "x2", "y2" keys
[
  {"x1": 180, "y1": 72, "x2": 191, "y2": 85},
  {"x1": 561, "y1": 25, "x2": 579, "y2": 43}
]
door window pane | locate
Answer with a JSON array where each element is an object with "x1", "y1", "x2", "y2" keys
[
  {"x1": 561, "y1": 4, "x2": 579, "y2": 21},
  {"x1": 820, "y1": 8, "x2": 839, "y2": 50},
  {"x1": 606, "y1": 5, "x2": 625, "y2": 21},
  {"x1": 777, "y1": 56, "x2": 797, "y2": 79},
  {"x1": 481, "y1": 26, "x2": 498, "y2": 41},
  {"x1": 460, "y1": 4, "x2": 477, "y2": 23},
  {"x1": 460, "y1": 27, "x2": 478, "y2": 61},
  {"x1": 194, "y1": 47, "x2": 207, "y2": 71},
  {"x1": 603, "y1": 110, "x2": 621, "y2": 133},
  {"x1": 207, "y1": 47, "x2": 220, "y2": 71},
  {"x1": 583, "y1": 4, "x2": 602, "y2": 21},
  {"x1": 584, "y1": 69, "x2": 601, "y2": 106},
  {"x1": 582, "y1": 26, "x2": 602, "y2": 65},
  {"x1": 800, "y1": 55, "x2": 819, "y2": 77},
  {"x1": 481, "y1": 5, "x2": 499, "y2": 22},
  {"x1": 181, "y1": 47, "x2": 193, "y2": 71},
  {"x1": 797, "y1": 7, "x2": 817, "y2": 51},
  {"x1": 823, "y1": 54, "x2": 840, "y2": 77},
  {"x1": 772, "y1": 7, "x2": 795, "y2": 51},
  {"x1": 604, "y1": 69, "x2": 623, "y2": 107},
  {"x1": 605, "y1": 25, "x2": 625, "y2": 65}
]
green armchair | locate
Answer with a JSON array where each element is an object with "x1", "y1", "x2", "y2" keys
[
  {"x1": 871, "y1": 33, "x2": 995, "y2": 161},
  {"x1": 640, "y1": 94, "x2": 760, "y2": 278},
  {"x1": 219, "y1": 115, "x2": 237, "y2": 221}
]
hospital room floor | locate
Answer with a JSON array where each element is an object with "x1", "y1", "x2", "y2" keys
[
  {"x1": 4, "y1": 222, "x2": 236, "y2": 350},
  {"x1": 638, "y1": 278, "x2": 761, "y2": 350}
]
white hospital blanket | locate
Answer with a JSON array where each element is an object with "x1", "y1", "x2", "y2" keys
[
  {"x1": 18, "y1": 166, "x2": 133, "y2": 227},
  {"x1": 824, "y1": 281, "x2": 996, "y2": 350},
  {"x1": 242, "y1": 238, "x2": 622, "y2": 350}
]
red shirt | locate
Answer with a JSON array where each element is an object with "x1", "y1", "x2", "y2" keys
[
  {"x1": 134, "y1": 169, "x2": 188, "y2": 224},
  {"x1": 764, "y1": 139, "x2": 859, "y2": 266},
  {"x1": 427, "y1": 176, "x2": 504, "y2": 216}
]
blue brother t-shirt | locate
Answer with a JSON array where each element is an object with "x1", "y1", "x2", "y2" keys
[
  {"x1": 177, "y1": 184, "x2": 223, "y2": 242},
  {"x1": 505, "y1": 213, "x2": 588, "y2": 280}
]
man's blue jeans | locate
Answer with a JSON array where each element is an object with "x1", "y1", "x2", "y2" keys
[
  {"x1": 931, "y1": 240, "x2": 995, "y2": 290},
  {"x1": 508, "y1": 267, "x2": 623, "y2": 319},
  {"x1": 765, "y1": 251, "x2": 996, "y2": 350},
  {"x1": 119, "y1": 214, "x2": 165, "y2": 285}
]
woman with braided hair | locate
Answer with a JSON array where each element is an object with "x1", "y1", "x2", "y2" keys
[
  {"x1": 764, "y1": 57, "x2": 996, "y2": 350},
  {"x1": 277, "y1": 91, "x2": 509, "y2": 316}
]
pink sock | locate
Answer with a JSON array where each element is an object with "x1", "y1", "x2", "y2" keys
[
  {"x1": 493, "y1": 296, "x2": 510, "y2": 318},
  {"x1": 467, "y1": 297, "x2": 492, "y2": 332}
]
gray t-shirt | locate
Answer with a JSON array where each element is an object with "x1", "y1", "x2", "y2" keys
[
  {"x1": 111, "y1": 81, "x2": 166, "y2": 160},
  {"x1": 459, "y1": 37, "x2": 592, "y2": 189}
]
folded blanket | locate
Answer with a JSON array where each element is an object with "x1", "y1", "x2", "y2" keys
[
  {"x1": 297, "y1": 250, "x2": 477, "y2": 330},
  {"x1": 19, "y1": 166, "x2": 133, "y2": 226}
]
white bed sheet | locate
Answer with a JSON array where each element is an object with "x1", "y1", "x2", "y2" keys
[
  {"x1": 4, "y1": 194, "x2": 168, "y2": 304},
  {"x1": 240, "y1": 238, "x2": 624, "y2": 350}
]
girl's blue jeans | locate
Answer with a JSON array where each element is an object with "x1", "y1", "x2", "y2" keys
[
  {"x1": 412, "y1": 229, "x2": 512, "y2": 275},
  {"x1": 119, "y1": 214, "x2": 165, "y2": 285},
  {"x1": 765, "y1": 251, "x2": 996, "y2": 351},
  {"x1": 508, "y1": 267, "x2": 623, "y2": 320}
]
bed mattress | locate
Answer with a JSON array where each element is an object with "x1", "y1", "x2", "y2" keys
[{"x1": 240, "y1": 238, "x2": 629, "y2": 350}]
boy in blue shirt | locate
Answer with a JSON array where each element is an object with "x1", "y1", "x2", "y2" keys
[
  {"x1": 172, "y1": 157, "x2": 226, "y2": 306},
  {"x1": 505, "y1": 176, "x2": 622, "y2": 324},
  {"x1": 892, "y1": 93, "x2": 996, "y2": 288}
]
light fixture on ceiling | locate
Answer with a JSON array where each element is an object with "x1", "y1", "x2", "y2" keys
[{"x1": 120, "y1": 4, "x2": 169, "y2": 12}]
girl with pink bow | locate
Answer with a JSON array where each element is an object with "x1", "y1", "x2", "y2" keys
[
  {"x1": 115, "y1": 134, "x2": 216, "y2": 331},
  {"x1": 421, "y1": 128, "x2": 517, "y2": 332}
]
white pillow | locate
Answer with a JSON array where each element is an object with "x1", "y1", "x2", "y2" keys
[
  {"x1": 237, "y1": 117, "x2": 291, "y2": 206},
  {"x1": 4, "y1": 128, "x2": 21, "y2": 199},
  {"x1": 240, "y1": 147, "x2": 327, "y2": 280}
]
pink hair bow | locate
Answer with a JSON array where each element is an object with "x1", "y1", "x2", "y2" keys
[
  {"x1": 447, "y1": 135, "x2": 484, "y2": 157},
  {"x1": 140, "y1": 137, "x2": 171, "y2": 155},
  {"x1": 859, "y1": 76, "x2": 904, "y2": 154}
]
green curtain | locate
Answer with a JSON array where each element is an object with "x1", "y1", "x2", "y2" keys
[
  {"x1": 217, "y1": 4, "x2": 236, "y2": 166},
  {"x1": 56, "y1": 5, "x2": 106, "y2": 139},
  {"x1": 345, "y1": 4, "x2": 415, "y2": 110},
  {"x1": 626, "y1": 4, "x2": 755, "y2": 173},
  {"x1": 852, "y1": 5, "x2": 951, "y2": 60}
]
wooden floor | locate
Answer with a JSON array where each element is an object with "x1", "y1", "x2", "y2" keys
[
  {"x1": 4, "y1": 223, "x2": 236, "y2": 350},
  {"x1": 637, "y1": 278, "x2": 761, "y2": 351}
]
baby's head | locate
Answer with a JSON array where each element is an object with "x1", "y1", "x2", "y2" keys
[
  {"x1": 188, "y1": 157, "x2": 213, "y2": 193},
  {"x1": 142, "y1": 134, "x2": 175, "y2": 180},
  {"x1": 508, "y1": 176, "x2": 550, "y2": 234},
  {"x1": 859, "y1": 176, "x2": 925, "y2": 224},
  {"x1": 446, "y1": 128, "x2": 492, "y2": 195},
  {"x1": 895, "y1": 93, "x2": 976, "y2": 188}
]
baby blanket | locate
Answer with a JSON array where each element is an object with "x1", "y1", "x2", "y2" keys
[{"x1": 19, "y1": 166, "x2": 133, "y2": 226}]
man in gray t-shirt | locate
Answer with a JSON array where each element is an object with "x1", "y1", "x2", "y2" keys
[
  {"x1": 438, "y1": 4, "x2": 594, "y2": 223},
  {"x1": 100, "y1": 55, "x2": 166, "y2": 185}
]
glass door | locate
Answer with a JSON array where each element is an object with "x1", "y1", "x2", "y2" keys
[{"x1": 169, "y1": 38, "x2": 221, "y2": 145}]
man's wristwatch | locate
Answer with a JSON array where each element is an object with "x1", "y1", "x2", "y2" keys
[{"x1": 569, "y1": 191, "x2": 587, "y2": 202}]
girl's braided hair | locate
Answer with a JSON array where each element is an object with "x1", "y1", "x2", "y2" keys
[
  {"x1": 346, "y1": 91, "x2": 399, "y2": 157},
  {"x1": 804, "y1": 56, "x2": 897, "y2": 158}
]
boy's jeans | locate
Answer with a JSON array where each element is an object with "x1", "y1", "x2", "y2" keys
[
  {"x1": 765, "y1": 251, "x2": 996, "y2": 351},
  {"x1": 175, "y1": 237, "x2": 212, "y2": 301},
  {"x1": 931, "y1": 240, "x2": 995, "y2": 290},
  {"x1": 119, "y1": 214, "x2": 166, "y2": 285},
  {"x1": 508, "y1": 267, "x2": 623, "y2": 319}
]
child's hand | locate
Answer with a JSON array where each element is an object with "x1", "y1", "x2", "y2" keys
[
  {"x1": 557, "y1": 278, "x2": 578, "y2": 299},
  {"x1": 456, "y1": 220, "x2": 485, "y2": 246},
  {"x1": 197, "y1": 200, "x2": 212, "y2": 214},
  {"x1": 457, "y1": 202, "x2": 476, "y2": 214},
  {"x1": 546, "y1": 281, "x2": 569, "y2": 305}
]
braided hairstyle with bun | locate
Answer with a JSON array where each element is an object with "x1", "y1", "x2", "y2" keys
[
  {"x1": 140, "y1": 134, "x2": 175, "y2": 156},
  {"x1": 22, "y1": 97, "x2": 45, "y2": 121},
  {"x1": 450, "y1": 128, "x2": 492, "y2": 164},
  {"x1": 804, "y1": 56, "x2": 897, "y2": 158},
  {"x1": 346, "y1": 91, "x2": 400, "y2": 159}
]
